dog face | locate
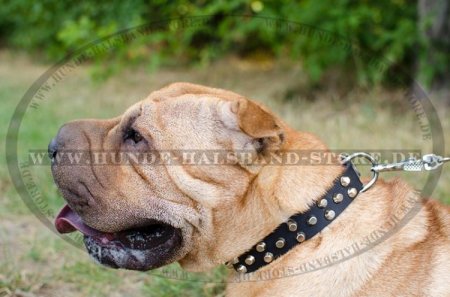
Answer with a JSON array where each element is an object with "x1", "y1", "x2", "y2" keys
[{"x1": 51, "y1": 83, "x2": 286, "y2": 271}]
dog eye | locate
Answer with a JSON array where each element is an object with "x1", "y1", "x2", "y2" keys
[{"x1": 124, "y1": 129, "x2": 143, "y2": 144}]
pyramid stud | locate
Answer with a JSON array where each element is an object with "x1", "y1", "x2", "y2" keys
[
  {"x1": 256, "y1": 242, "x2": 266, "y2": 252},
  {"x1": 296, "y1": 232, "x2": 306, "y2": 242},
  {"x1": 275, "y1": 238, "x2": 285, "y2": 248},
  {"x1": 333, "y1": 193, "x2": 344, "y2": 203},
  {"x1": 237, "y1": 265, "x2": 247, "y2": 274},
  {"x1": 307, "y1": 216, "x2": 317, "y2": 226},
  {"x1": 245, "y1": 255, "x2": 255, "y2": 265},
  {"x1": 287, "y1": 220, "x2": 297, "y2": 231},
  {"x1": 340, "y1": 176, "x2": 351, "y2": 187},
  {"x1": 264, "y1": 252, "x2": 273, "y2": 263},
  {"x1": 348, "y1": 188, "x2": 358, "y2": 198},
  {"x1": 317, "y1": 198, "x2": 328, "y2": 208},
  {"x1": 324, "y1": 209, "x2": 336, "y2": 220}
]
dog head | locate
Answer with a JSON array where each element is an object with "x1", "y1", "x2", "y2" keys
[{"x1": 51, "y1": 82, "x2": 332, "y2": 272}]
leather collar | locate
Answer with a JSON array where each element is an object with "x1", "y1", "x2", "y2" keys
[{"x1": 226, "y1": 162, "x2": 363, "y2": 274}]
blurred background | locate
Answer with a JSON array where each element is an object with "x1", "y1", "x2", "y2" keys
[{"x1": 0, "y1": 1, "x2": 449, "y2": 297}]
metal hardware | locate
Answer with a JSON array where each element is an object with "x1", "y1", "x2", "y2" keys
[
  {"x1": 237, "y1": 265, "x2": 247, "y2": 273},
  {"x1": 264, "y1": 252, "x2": 274, "y2": 263},
  {"x1": 324, "y1": 209, "x2": 336, "y2": 220},
  {"x1": 371, "y1": 153, "x2": 450, "y2": 173},
  {"x1": 245, "y1": 255, "x2": 255, "y2": 265},
  {"x1": 340, "y1": 176, "x2": 351, "y2": 187},
  {"x1": 341, "y1": 152, "x2": 450, "y2": 193},
  {"x1": 287, "y1": 220, "x2": 297, "y2": 231},
  {"x1": 275, "y1": 238, "x2": 286, "y2": 248},
  {"x1": 347, "y1": 188, "x2": 358, "y2": 198},
  {"x1": 307, "y1": 216, "x2": 318, "y2": 225},
  {"x1": 296, "y1": 232, "x2": 306, "y2": 242},
  {"x1": 317, "y1": 198, "x2": 328, "y2": 208},
  {"x1": 256, "y1": 242, "x2": 266, "y2": 252},
  {"x1": 333, "y1": 193, "x2": 344, "y2": 203},
  {"x1": 340, "y1": 152, "x2": 379, "y2": 193}
]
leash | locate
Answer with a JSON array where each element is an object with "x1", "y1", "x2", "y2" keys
[{"x1": 341, "y1": 152, "x2": 450, "y2": 193}]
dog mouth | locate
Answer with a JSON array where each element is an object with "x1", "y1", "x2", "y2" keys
[{"x1": 55, "y1": 205, "x2": 183, "y2": 271}]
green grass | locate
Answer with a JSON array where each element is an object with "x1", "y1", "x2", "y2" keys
[{"x1": 0, "y1": 50, "x2": 449, "y2": 296}]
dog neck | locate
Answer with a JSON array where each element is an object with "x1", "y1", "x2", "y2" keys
[
  {"x1": 227, "y1": 163, "x2": 363, "y2": 273},
  {"x1": 223, "y1": 131, "x2": 364, "y2": 273}
]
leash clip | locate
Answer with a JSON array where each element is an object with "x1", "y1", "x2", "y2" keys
[
  {"x1": 341, "y1": 152, "x2": 450, "y2": 193},
  {"x1": 422, "y1": 154, "x2": 450, "y2": 170},
  {"x1": 371, "y1": 153, "x2": 450, "y2": 173}
]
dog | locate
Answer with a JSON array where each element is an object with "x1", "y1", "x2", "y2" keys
[{"x1": 50, "y1": 82, "x2": 450, "y2": 296}]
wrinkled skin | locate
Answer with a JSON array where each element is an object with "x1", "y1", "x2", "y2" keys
[{"x1": 51, "y1": 83, "x2": 450, "y2": 297}]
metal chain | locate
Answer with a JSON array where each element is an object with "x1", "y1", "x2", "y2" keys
[{"x1": 341, "y1": 153, "x2": 450, "y2": 193}]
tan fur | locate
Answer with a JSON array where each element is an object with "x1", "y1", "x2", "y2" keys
[{"x1": 55, "y1": 83, "x2": 450, "y2": 296}]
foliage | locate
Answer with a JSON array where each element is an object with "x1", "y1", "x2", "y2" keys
[{"x1": 0, "y1": 1, "x2": 441, "y2": 89}]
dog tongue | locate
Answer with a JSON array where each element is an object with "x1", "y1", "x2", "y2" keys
[{"x1": 55, "y1": 205, "x2": 112, "y2": 240}]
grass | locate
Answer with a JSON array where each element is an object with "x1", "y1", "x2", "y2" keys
[{"x1": 0, "y1": 49, "x2": 449, "y2": 297}]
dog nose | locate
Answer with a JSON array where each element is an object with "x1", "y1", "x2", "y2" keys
[{"x1": 48, "y1": 138, "x2": 58, "y2": 159}]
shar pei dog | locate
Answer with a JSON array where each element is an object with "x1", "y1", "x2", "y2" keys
[{"x1": 50, "y1": 83, "x2": 450, "y2": 296}]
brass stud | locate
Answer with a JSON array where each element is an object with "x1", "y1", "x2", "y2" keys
[
  {"x1": 275, "y1": 238, "x2": 285, "y2": 248},
  {"x1": 237, "y1": 265, "x2": 247, "y2": 274},
  {"x1": 287, "y1": 220, "x2": 297, "y2": 231},
  {"x1": 264, "y1": 252, "x2": 273, "y2": 263},
  {"x1": 340, "y1": 176, "x2": 351, "y2": 187},
  {"x1": 245, "y1": 255, "x2": 255, "y2": 265},
  {"x1": 333, "y1": 193, "x2": 344, "y2": 203},
  {"x1": 296, "y1": 232, "x2": 306, "y2": 242},
  {"x1": 324, "y1": 209, "x2": 336, "y2": 220},
  {"x1": 307, "y1": 215, "x2": 317, "y2": 226},
  {"x1": 317, "y1": 198, "x2": 328, "y2": 208},
  {"x1": 348, "y1": 187, "x2": 358, "y2": 198},
  {"x1": 256, "y1": 242, "x2": 266, "y2": 252}
]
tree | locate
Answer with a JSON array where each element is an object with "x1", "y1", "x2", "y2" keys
[{"x1": 418, "y1": 0, "x2": 450, "y2": 103}]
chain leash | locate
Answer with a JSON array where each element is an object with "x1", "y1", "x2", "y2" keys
[{"x1": 340, "y1": 153, "x2": 450, "y2": 193}]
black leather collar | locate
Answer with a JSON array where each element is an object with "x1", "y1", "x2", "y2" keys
[{"x1": 227, "y1": 162, "x2": 363, "y2": 274}]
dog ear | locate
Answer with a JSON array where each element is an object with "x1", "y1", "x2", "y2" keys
[{"x1": 231, "y1": 98, "x2": 284, "y2": 153}]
